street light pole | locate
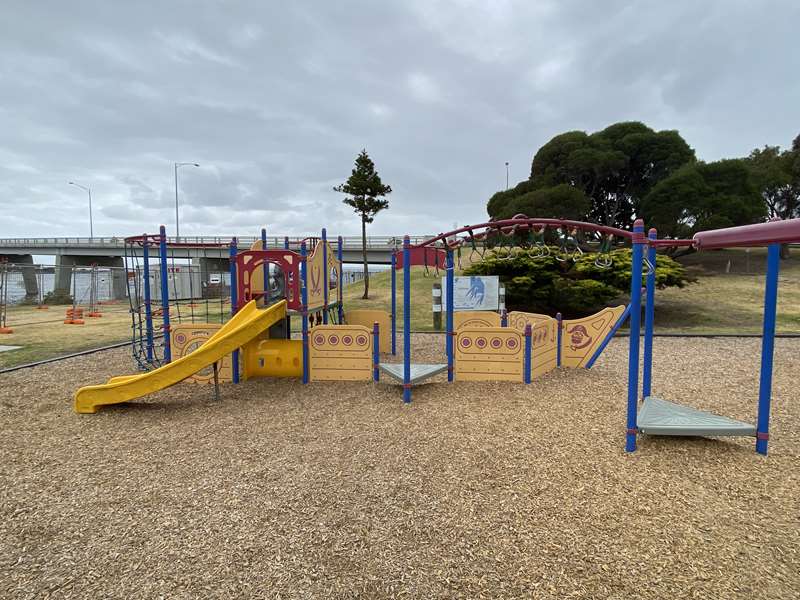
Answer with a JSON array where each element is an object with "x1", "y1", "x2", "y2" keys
[
  {"x1": 174, "y1": 162, "x2": 200, "y2": 240},
  {"x1": 68, "y1": 181, "x2": 93, "y2": 238},
  {"x1": 505, "y1": 162, "x2": 509, "y2": 190}
]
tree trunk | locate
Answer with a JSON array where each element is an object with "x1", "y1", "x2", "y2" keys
[
  {"x1": 780, "y1": 243, "x2": 790, "y2": 260},
  {"x1": 361, "y1": 216, "x2": 369, "y2": 299}
]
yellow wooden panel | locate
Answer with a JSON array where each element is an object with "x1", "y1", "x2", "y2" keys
[
  {"x1": 454, "y1": 311, "x2": 501, "y2": 330},
  {"x1": 171, "y1": 324, "x2": 232, "y2": 384},
  {"x1": 507, "y1": 311, "x2": 558, "y2": 379},
  {"x1": 561, "y1": 305, "x2": 625, "y2": 368},
  {"x1": 455, "y1": 327, "x2": 523, "y2": 382},
  {"x1": 531, "y1": 320, "x2": 558, "y2": 379},
  {"x1": 345, "y1": 310, "x2": 391, "y2": 352},
  {"x1": 309, "y1": 325, "x2": 372, "y2": 381},
  {"x1": 306, "y1": 241, "x2": 340, "y2": 311},
  {"x1": 507, "y1": 311, "x2": 553, "y2": 331}
]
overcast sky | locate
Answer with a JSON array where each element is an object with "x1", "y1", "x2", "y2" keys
[{"x1": 1, "y1": 1, "x2": 798, "y2": 239}]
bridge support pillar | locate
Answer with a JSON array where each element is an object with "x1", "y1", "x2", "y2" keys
[
  {"x1": 54, "y1": 255, "x2": 127, "y2": 301},
  {"x1": 0, "y1": 254, "x2": 38, "y2": 302},
  {"x1": 54, "y1": 256, "x2": 78, "y2": 298}
]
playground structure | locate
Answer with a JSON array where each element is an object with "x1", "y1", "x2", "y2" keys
[
  {"x1": 381, "y1": 220, "x2": 632, "y2": 398},
  {"x1": 626, "y1": 218, "x2": 800, "y2": 456},
  {"x1": 74, "y1": 226, "x2": 367, "y2": 412},
  {"x1": 380, "y1": 215, "x2": 800, "y2": 455},
  {"x1": 72, "y1": 216, "x2": 628, "y2": 408},
  {"x1": 123, "y1": 226, "x2": 369, "y2": 375},
  {"x1": 73, "y1": 215, "x2": 800, "y2": 456}
]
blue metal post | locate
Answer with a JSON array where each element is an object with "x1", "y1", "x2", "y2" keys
[
  {"x1": 373, "y1": 322, "x2": 380, "y2": 382},
  {"x1": 501, "y1": 309, "x2": 508, "y2": 327},
  {"x1": 524, "y1": 324, "x2": 532, "y2": 384},
  {"x1": 391, "y1": 253, "x2": 397, "y2": 355},
  {"x1": 403, "y1": 236, "x2": 411, "y2": 403},
  {"x1": 445, "y1": 249, "x2": 454, "y2": 382},
  {"x1": 642, "y1": 229, "x2": 657, "y2": 398},
  {"x1": 322, "y1": 228, "x2": 329, "y2": 324},
  {"x1": 142, "y1": 238, "x2": 154, "y2": 364},
  {"x1": 229, "y1": 237, "x2": 239, "y2": 384},
  {"x1": 284, "y1": 236, "x2": 289, "y2": 250},
  {"x1": 556, "y1": 312, "x2": 562, "y2": 368},
  {"x1": 585, "y1": 304, "x2": 632, "y2": 369},
  {"x1": 300, "y1": 241, "x2": 309, "y2": 384},
  {"x1": 261, "y1": 228, "x2": 270, "y2": 306},
  {"x1": 756, "y1": 243, "x2": 780, "y2": 455},
  {"x1": 158, "y1": 225, "x2": 171, "y2": 363},
  {"x1": 625, "y1": 220, "x2": 646, "y2": 453},
  {"x1": 337, "y1": 235, "x2": 344, "y2": 324}
]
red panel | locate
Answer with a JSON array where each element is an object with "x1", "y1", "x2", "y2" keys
[
  {"x1": 394, "y1": 246, "x2": 447, "y2": 269},
  {"x1": 693, "y1": 218, "x2": 800, "y2": 250},
  {"x1": 235, "y1": 250, "x2": 301, "y2": 311}
]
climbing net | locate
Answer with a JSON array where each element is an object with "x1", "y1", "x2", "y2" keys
[{"x1": 124, "y1": 236, "x2": 232, "y2": 370}]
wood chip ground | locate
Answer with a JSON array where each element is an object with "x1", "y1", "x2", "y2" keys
[{"x1": 1, "y1": 336, "x2": 798, "y2": 598}]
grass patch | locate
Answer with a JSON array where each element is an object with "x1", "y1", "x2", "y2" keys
[
  {"x1": 3, "y1": 248, "x2": 798, "y2": 368},
  {"x1": 0, "y1": 301, "x2": 231, "y2": 369},
  {"x1": 342, "y1": 248, "x2": 800, "y2": 335}
]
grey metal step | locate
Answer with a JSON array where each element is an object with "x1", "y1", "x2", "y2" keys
[
  {"x1": 638, "y1": 396, "x2": 756, "y2": 437},
  {"x1": 379, "y1": 363, "x2": 448, "y2": 385}
]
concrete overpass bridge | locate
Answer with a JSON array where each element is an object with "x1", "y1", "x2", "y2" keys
[{"x1": 0, "y1": 235, "x2": 431, "y2": 301}]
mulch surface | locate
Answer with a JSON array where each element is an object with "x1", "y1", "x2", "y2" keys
[{"x1": 1, "y1": 336, "x2": 798, "y2": 599}]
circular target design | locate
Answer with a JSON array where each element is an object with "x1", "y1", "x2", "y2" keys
[
  {"x1": 175, "y1": 333, "x2": 187, "y2": 345},
  {"x1": 329, "y1": 335, "x2": 339, "y2": 345},
  {"x1": 356, "y1": 335, "x2": 368, "y2": 346},
  {"x1": 506, "y1": 338, "x2": 518, "y2": 349},
  {"x1": 342, "y1": 335, "x2": 353, "y2": 346},
  {"x1": 461, "y1": 337, "x2": 472, "y2": 348},
  {"x1": 476, "y1": 337, "x2": 487, "y2": 349},
  {"x1": 185, "y1": 340, "x2": 213, "y2": 376},
  {"x1": 314, "y1": 334, "x2": 325, "y2": 346},
  {"x1": 491, "y1": 337, "x2": 502, "y2": 349}
]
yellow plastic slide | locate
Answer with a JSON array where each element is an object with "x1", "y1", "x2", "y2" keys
[{"x1": 74, "y1": 300, "x2": 287, "y2": 414}]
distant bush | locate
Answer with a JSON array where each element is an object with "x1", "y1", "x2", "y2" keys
[
  {"x1": 464, "y1": 247, "x2": 691, "y2": 317},
  {"x1": 43, "y1": 291, "x2": 73, "y2": 305}
]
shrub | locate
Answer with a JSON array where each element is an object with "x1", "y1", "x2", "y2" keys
[
  {"x1": 464, "y1": 246, "x2": 691, "y2": 317},
  {"x1": 43, "y1": 291, "x2": 74, "y2": 305}
]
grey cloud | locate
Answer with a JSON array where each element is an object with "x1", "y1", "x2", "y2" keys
[{"x1": 1, "y1": 0, "x2": 798, "y2": 239}]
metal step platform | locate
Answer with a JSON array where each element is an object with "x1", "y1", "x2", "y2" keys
[
  {"x1": 638, "y1": 396, "x2": 756, "y2": 437},
  {"x1": 379, "y1": 363, "x2": 448, "y2": 385}
]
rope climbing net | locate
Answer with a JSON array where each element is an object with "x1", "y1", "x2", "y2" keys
[{"x1": 124, "y1": 233, "x2": 232, "y2": 371}]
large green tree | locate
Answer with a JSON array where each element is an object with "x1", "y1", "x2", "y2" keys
[
  {"x1": 496, "y1": 184, "x2": 591, "y2": 221},
  {"x1": 641, "y1": 159, "x2": 766, "y2": 245},
  {"x1": 333, "y1": 150, "x2": 392, "y2": 299},
  {"x1": 745, "y1": 135, "x2": 800, "y2": 257},
  {"x1": 488, "y1": 122, "x2": 695, "y2": 229}
]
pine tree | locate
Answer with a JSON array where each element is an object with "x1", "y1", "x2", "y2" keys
[{"x1": 333, "y1": 150, "x2": 392, "y2": 299}]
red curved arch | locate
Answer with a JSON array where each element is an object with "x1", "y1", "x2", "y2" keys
[{"x1": 411, "y1": 216, "x2": 634, "y2": 248}]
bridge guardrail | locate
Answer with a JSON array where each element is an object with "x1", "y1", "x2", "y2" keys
[{"x1": 0, "y1": 235, "x2": 434, "y2": 249}]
